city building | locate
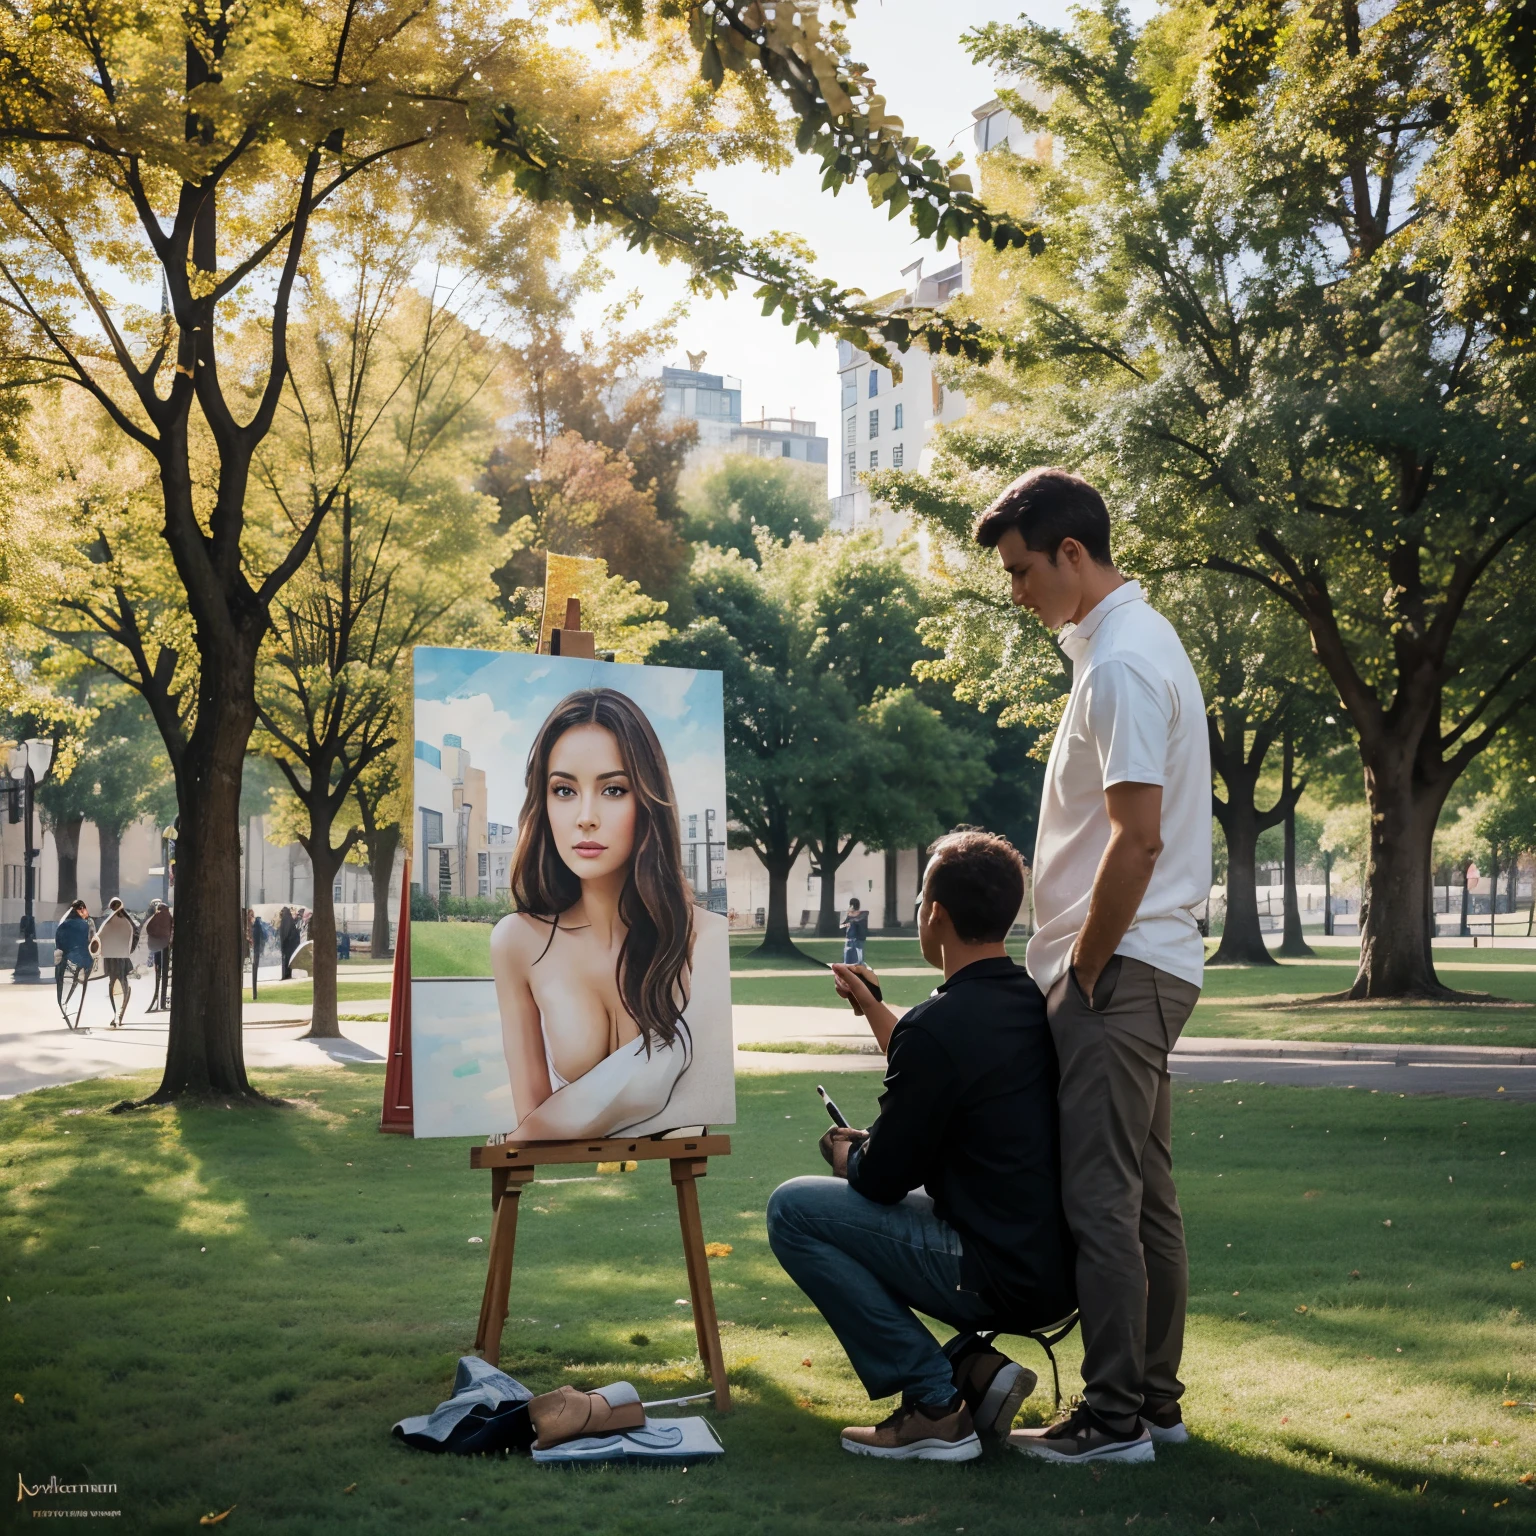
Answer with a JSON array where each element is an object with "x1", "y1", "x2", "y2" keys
[
  {"x1": 831, "y1": 256, "x2": 971, "y2": 539},
  {"x1": 413, "y1": 732, "x2": 489, "y2": 902},
  {"x1": 660, "y1": 364, "x2": 828, "y2": 473}
]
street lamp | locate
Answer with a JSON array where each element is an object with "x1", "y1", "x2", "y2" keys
[{"x1": 7, "y1": 737, "x2": 55, "y2": 984}]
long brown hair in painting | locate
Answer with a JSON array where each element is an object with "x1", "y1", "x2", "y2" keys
[{"x1": 511, "y1": 688, "x2": 695, "y2": 1053}]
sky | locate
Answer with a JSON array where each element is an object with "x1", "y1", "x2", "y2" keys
[{"x1": 567, "y1": 0, "x2": 1159, "y2": 489}]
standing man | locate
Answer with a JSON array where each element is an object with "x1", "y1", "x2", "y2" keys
[
  {"x1": 975, "y1": 468, "x2": 1210, "y2": 1465},
  {"x1": 840, "y1": 897, "x2": 868, "y2": 965},
  {"x1": 277, "y1": 905, "x2": 296, "y2": 980}
]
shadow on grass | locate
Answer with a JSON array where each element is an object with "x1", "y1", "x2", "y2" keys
[{"x1": 3, "y1": 1068, "x2": 1531, "y2": 1533}]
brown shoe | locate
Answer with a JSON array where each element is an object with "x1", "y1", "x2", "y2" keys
[
  {"x1": 1010, "y1": 1402, "x2": 1155, "y2": 1464},
  {"x1": 529, "y1": 1383, "x2": 646, "y2": 1449},
  {"x1": 841, "y1": 1396, "x2": 982, "y2": 1461},
  {"x1": 948, "y1": 1341, "x2": 1036, "y2": 1438}
]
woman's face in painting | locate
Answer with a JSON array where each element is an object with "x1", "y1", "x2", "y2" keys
[{"x1": 546, "y1": 723, "x2": 638, "y2": 885}]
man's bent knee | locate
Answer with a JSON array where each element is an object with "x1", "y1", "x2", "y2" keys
[{"x1": 766, "y1": 1175, "x2": 849, "y2": 1249}]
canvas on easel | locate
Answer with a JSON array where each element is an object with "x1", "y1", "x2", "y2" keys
[{"x1": 406, "y1": 631, "x2": 736, "y2": 1408}]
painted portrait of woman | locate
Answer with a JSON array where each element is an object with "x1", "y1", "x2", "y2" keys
[{"x1": 489, "y1": 687, "x2": 727, "y2": 1139}]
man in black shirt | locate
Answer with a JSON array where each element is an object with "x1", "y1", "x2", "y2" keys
[{"x1": 766, "y1": 829, "x2": 1074, "y2": 1462}]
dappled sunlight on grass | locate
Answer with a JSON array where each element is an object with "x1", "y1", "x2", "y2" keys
[{"x1": 3, "y1": 1069, "x2": 1533, "y2": 1531}]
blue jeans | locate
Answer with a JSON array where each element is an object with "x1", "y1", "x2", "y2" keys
[
  {"x1": 843, "y1": 940, "x2": 864, "y2": 964},
  {"x1": 766, "y1": 1176, "x2": 996, "y2": 1405}
]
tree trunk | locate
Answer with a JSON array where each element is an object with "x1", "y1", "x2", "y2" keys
[
  {"x1": 811, "y1": 822, "x2": 851, "y2": 937},
  {"x1": 304, "y1": 833, "x2": 343, "y2": 1040},
  {"x1": 748, "y1": 846, "x2": 812, "y2": 961},
  {"x1": 1210, "y1": 797, "x2": 1276, "y2": 965},
  {"x1": 882, "y1": 847, "x2": 899, "y2": 930},
  {"x1": 1459, "y1": 868, "x2": 1471, "y2": 938},
  {"x1": 1278, "y1": 732, "x2": 1314, "y2": 958},
  {"x1": 366, "y1": 822, "x2": 400, "y2": 960},
  {"x1": 97, "y1": 822, "x2": 123, "y2": 905},
  {"x1": 1323, "y1": 852, "x2": 1334, "y2": 937},
  {"x1": 150, "y1": 680, "x2": 260, "y2": 1103},
  {"x1": 1347, "y1": 762, "x2": 1452, "y2": 998},
  {"x1": 52, "y1": 814, "x2": 84, "y2": 907}
]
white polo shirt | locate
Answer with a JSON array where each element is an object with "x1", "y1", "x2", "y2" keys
[{"x1": 1026, "y1": 581, "x2": 1211, "y2": 991}]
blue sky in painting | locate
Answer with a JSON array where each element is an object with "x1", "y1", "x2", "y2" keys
[{"x1": 412, "y1": 649, "x2": 727, "y2": 829}]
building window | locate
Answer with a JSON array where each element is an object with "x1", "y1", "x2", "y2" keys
[
  {"x1": 841, "y1": 373, "x2": 857, "y2": 409},
  {"x1": 869, "y1": 449, "x2": 879, "y2": 470},
  {"x1": 894, "y1": 403, "x2": 904, "y2": 430},
  {"x1": 847, "y1": 451, "x2": 856, "y2": 480},
  {"x1": 868, "y1": 409, "x2": 879, "y2": 439},
  {"x1": 893, "y1": 443, "x2": 905, "y2": 468},
  {"x1": 333, "y1": 880, "x2": 343, "y2": 902},
  {"x1": 868, "y1": 368, "x2": 880, "y2": 397},
  {"x1": 844, "y1": 415, "x2": 855, "y2": 448},
  {"x1": 437, "y1": 848, "x2": 452, "y2": 899},
  {"x1": 420, "y1": 807, "x2": 444, "y2": 851},
  {"x1": 413, "y1": 739, "x2": 441, "y2": 769}
]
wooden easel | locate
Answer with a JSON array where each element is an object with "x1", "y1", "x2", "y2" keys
[{"x1": 470, "y1": 1133, "x2": 733, "y2": 1412}]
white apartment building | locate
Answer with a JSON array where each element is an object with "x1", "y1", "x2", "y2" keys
[
  {"x1": 830, "y1": 257, "x2": 970, "y2": 540},
  {"x1": 831, "y1": 97, "x2": 1045, "y2": 541}
]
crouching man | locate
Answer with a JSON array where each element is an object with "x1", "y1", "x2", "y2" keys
[{"x1": 766, "y1": 829, "x2": 1075, "y2": 1462}]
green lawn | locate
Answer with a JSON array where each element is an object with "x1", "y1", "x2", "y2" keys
[
  {"x1": 278, "y1": 929, "x2": 1536, "y2": 1047},
  {"x1": 3, "y1": 1068, "x2": 1533, "y2": 1533},
  {"x1": 244, "y1": 979, "x2": 394, "y2": 1006}
]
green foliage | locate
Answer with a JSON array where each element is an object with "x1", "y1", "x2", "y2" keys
[
  {"x1": 35, "y1": 684, "x2": 174, "y2": 839},
  {"x1": 652, "y1": 532, "x2": 990, "y2": 933},
  {"x1": 489, "y1": 2, "x2": 1041, "y2": 376},
  {"x1": 680, "y1": 454, "x2": 831, "y2": 558}
]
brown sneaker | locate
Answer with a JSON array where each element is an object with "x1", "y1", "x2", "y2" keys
[
  {"x1": 841, "y1": 1396, "x2": 982, "y2": 1461},
  {"x1": 1009, "y1": 1402, "x2": 1155, "y2": 1464},
  {"x1": 1141, "y1": 1399, "x2": 1189, "y2": 1445},
  {"x1": 529, "y1": 1383, "x2": 646, "y2": 1450},
  {"x1": 946, "y1": 1338, "x2": 1037, "y2": 1438}
]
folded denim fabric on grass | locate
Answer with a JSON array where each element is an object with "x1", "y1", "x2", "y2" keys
[
  {"x1": 531, "y1": 1415, "x2": 725, "y2": 1465},
  {"x1": 392, "y1": 1356, "x2": 535, "y2": 1454}
]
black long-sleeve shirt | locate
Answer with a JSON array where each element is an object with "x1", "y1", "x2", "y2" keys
[{"x1": 846, "y1": 956, "x2": 1075, "y2": 1326}]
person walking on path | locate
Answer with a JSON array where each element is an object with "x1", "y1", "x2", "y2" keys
[
  {"x1": 841, "y1": 898, "x2": 868, "y2": 964},
  {"x1": 53, "y1": 898, "x2": 97, "y2": 1022},
  {"x1": 976, "y1": 468, "x2": 1211, "y2": 1465},
  {"x1": 96, "y1": 897, "x2": 140, "y2": 1027},
  {"x1": 277, "y1": 906, "x2": 297, "y2": 980},
  {"x1": 144, "y1": 899, "x2": 173, "y2": 1011}
]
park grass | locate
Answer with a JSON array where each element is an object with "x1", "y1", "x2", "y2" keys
[
  {"x1": 242, "y1": 979, "x2": 394, "y2": 1006},
  {"x1": 273, "y1": 928, "x2": 1536, "y2": 1045},
  {"x1": 4, "y1": 1069, "x2": 1535, "y2": 1534}
]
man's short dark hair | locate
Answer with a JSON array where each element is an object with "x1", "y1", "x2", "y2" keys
[
  {"x1": 69, "y1": 898, "x2": 87, "y2": 914},
  {"x1": 923, "y1": 828, "x2": 1027, "y2": 944},
  {"x1": 848, "y1": 898, "x2": 860, "y2": 910},
  {"x1": 973, "y1": 467, "x2": 1113, "y2": 565}
]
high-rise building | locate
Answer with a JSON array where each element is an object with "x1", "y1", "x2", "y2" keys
[
  {"x1": 660, "y1": 364, "x2": 828, "y2": 471},
  {"x1": 831, "y1": 96, "x2": 1051, "y2": 540},
  {"x1": 831, "y1": 258, "x2": 969, "y2": 539}
]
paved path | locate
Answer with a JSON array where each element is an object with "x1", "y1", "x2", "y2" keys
[{"x1": 7, "y1": 981, "x2": 1536, "y2": 1102}]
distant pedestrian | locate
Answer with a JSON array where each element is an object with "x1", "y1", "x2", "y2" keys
[
  {"x1": 337, "y1": 928, "x2": 351, "y2": 961},
  {"x1": 278, "y1": 906, "x2": 297, "y2": 980},
  {"x1": 54, "y1": 898, "x2": 97, "y2": 1022},
  {"x1": 841, "y1": 898, "x2": 868, "y2": 965},
  {"x1": 144, "y1": 899, "x2": 173, "y2": 1012},
  {"x1": 97, "y1": 897, "x2": 139, "y2": 1027},
  {"x1": 248, "y1": 909, "x2": 268, "y2": 999}
]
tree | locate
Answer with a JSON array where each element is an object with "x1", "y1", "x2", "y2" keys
[
  {"x1": 0, "y1": 0, "x2": 793, "y2": 1099},
  {"x1": 681, "y1": 454, "x2": 831, "y2": 558},
  {"x1": 929, "y1": 0, "x2": 1536, "y2": 999},
  {"x1": 250, "y1": 233, "x2": 513, "y2": 1038},
  {"x1": 653, "y1": 531, "x2": 989, "y2": 951}
]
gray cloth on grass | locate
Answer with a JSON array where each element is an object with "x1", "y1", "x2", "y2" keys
[{"x1": 392, "y1": 1356, "x2": 535, "y2": 1454}]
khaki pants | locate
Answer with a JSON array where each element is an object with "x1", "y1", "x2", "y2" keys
[{"x1": 1047, "y1": 954, "x2": 1200, "y2": 1430}]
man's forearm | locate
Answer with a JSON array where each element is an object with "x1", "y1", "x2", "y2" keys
[{"x1": 1072, "y1": 827, "x2": 1158, "y2": 987}]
